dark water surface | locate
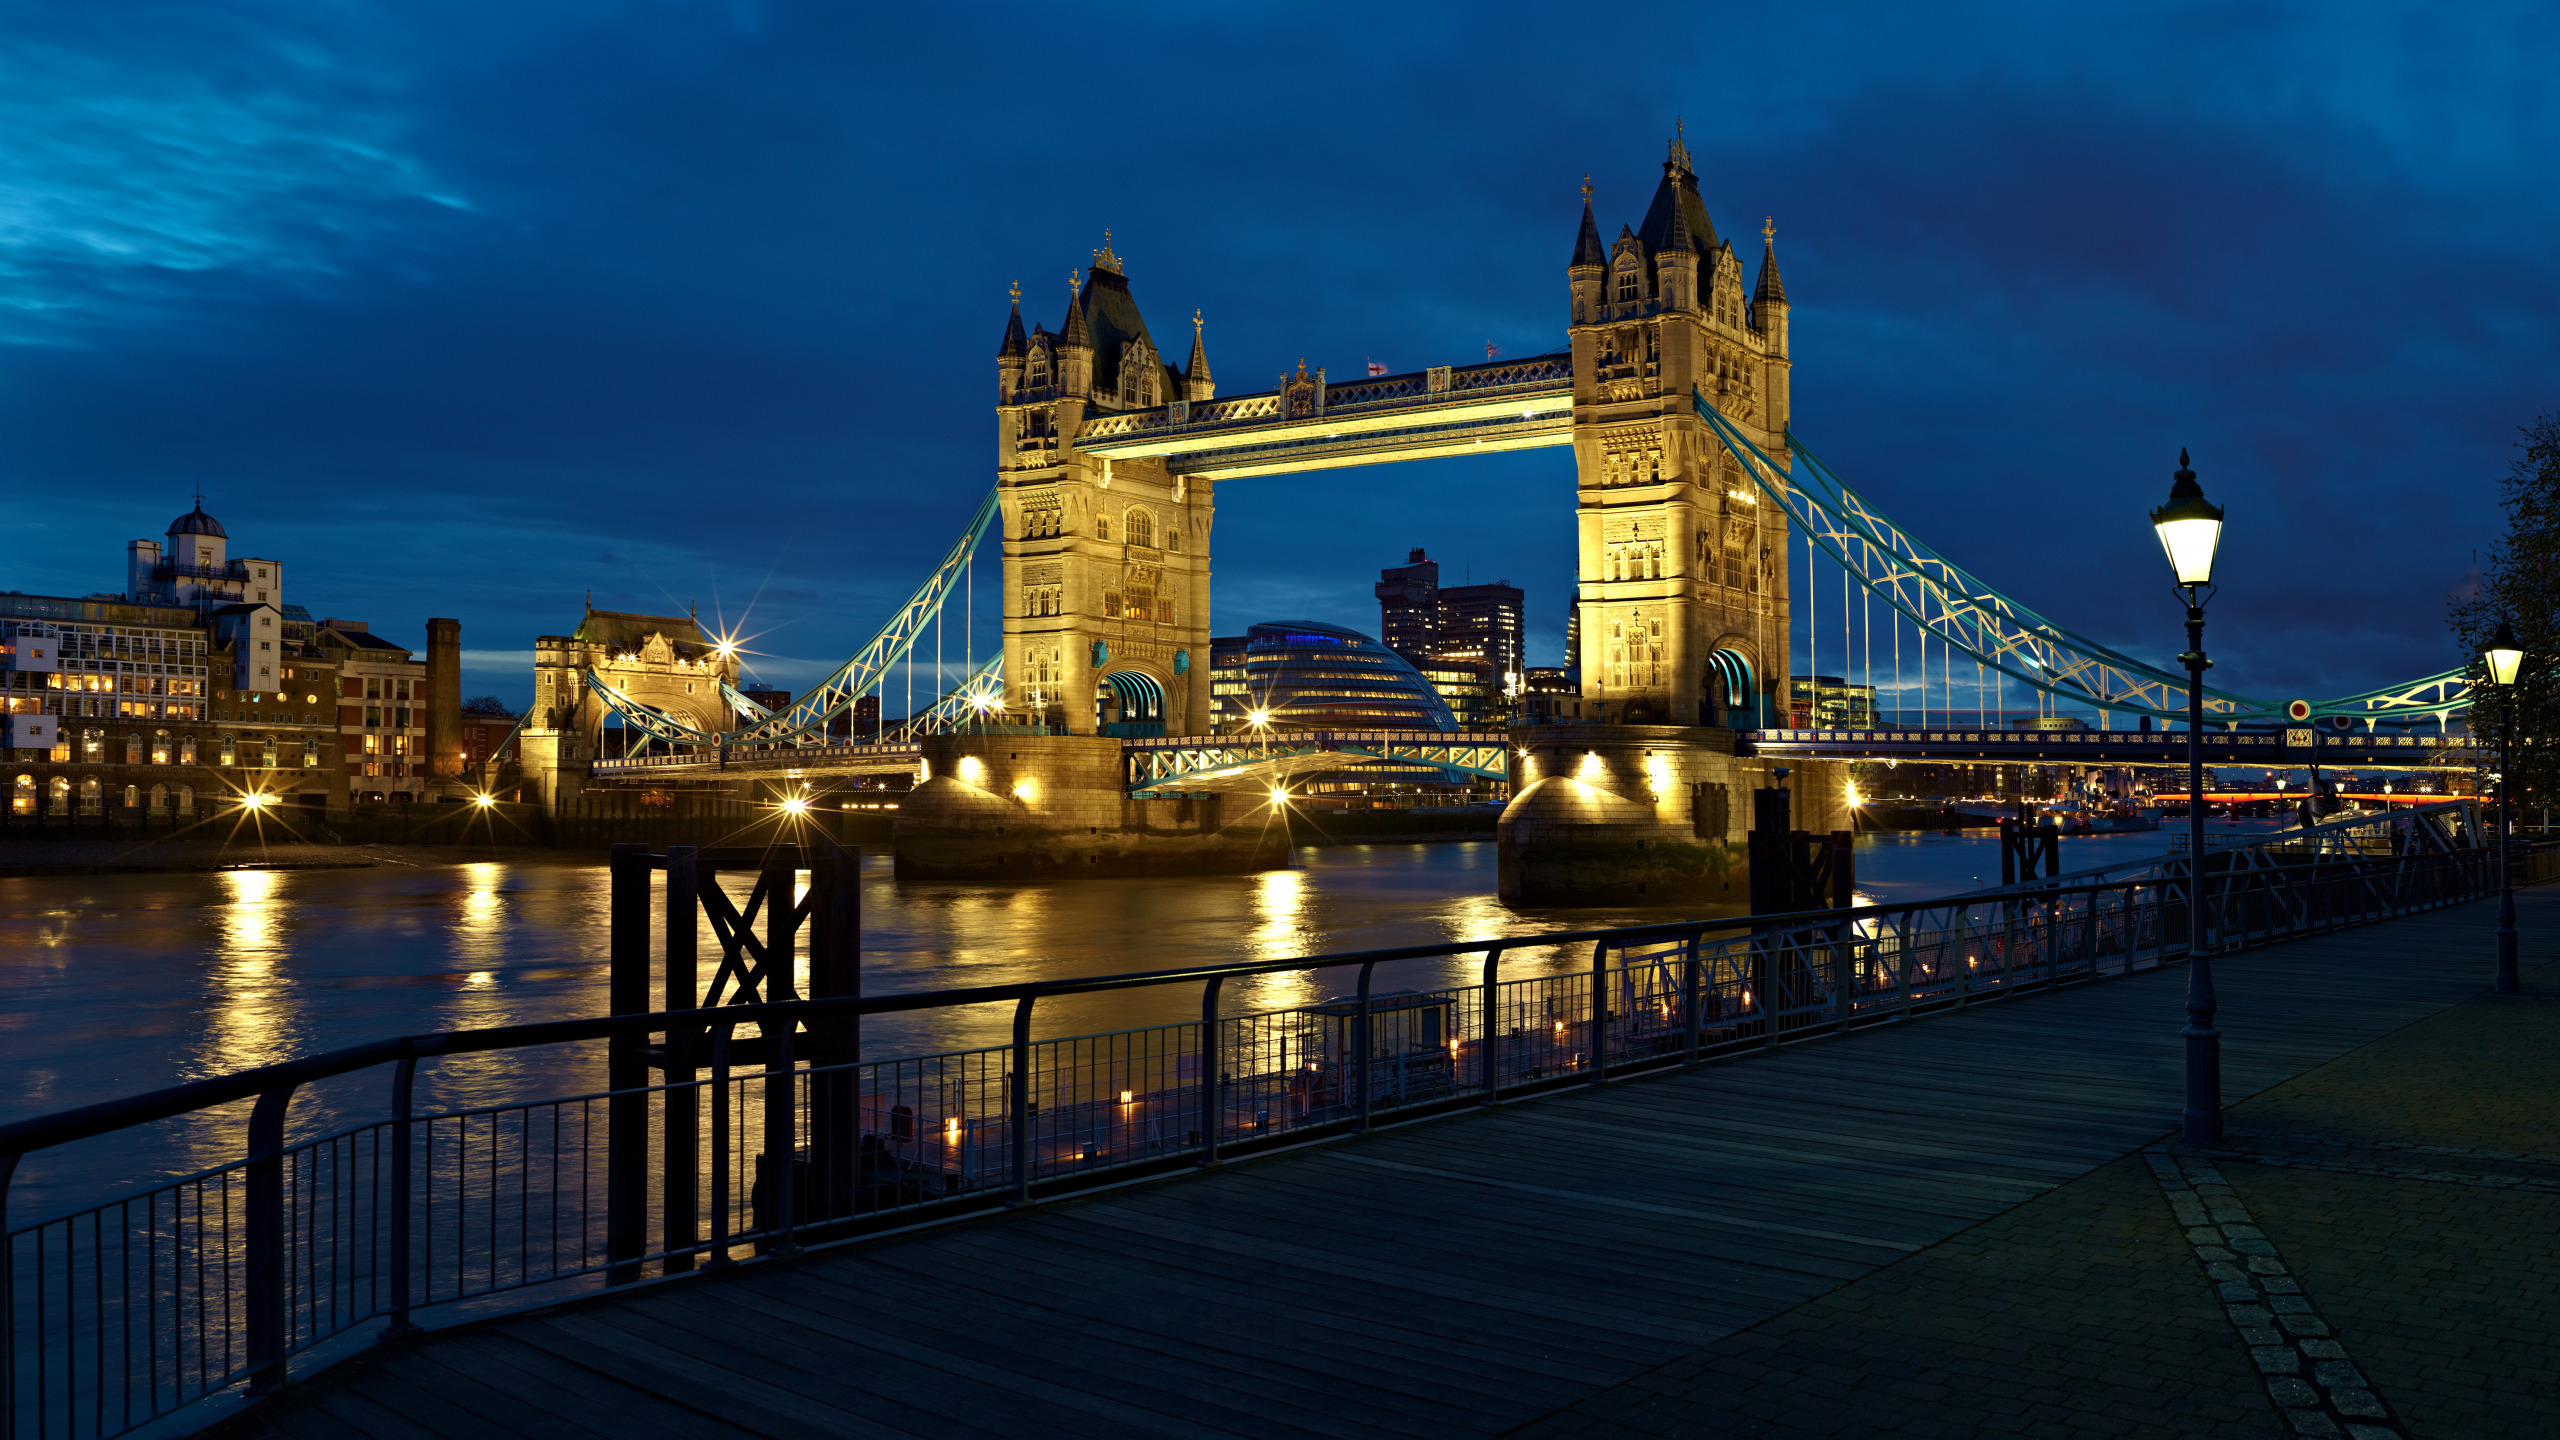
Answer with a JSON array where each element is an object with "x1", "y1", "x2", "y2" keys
[{"x1": 2, "y1": 821, "x2": 2273, "y2": 1217}]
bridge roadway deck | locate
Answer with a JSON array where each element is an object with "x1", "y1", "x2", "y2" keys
[{"x1": 217, "y1": 898, "x2": 2541, "y2": 1440}]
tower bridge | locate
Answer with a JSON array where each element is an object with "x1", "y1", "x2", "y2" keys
[{"x1": 540, "y1": 130, "x2": 2488, "y2": 902}]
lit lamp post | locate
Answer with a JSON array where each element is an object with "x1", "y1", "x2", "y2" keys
[
  {"x1": 2484, "y1": 616, "x2": 2524, "y2": 995},
  {"x1": 2151, "y1": 448, "x2": 2225, "y2": 1145}
]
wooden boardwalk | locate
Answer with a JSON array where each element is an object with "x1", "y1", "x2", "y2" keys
[{"x1": 221, "y1": 895, "x2": 2548, "y2": 1440}]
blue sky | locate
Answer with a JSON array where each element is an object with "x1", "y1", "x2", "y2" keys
[{"x1": 3, "y1": 2, "x2": 2554, "y2": 713}]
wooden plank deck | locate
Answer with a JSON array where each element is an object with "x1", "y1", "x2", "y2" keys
[{"x1": 220, "y1": 894, "x2": 2551, "y2": 1440}]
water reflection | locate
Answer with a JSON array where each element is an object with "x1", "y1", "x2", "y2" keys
[{"x1": 202, "y1": 868, "x2": 295, "y2": 1077}]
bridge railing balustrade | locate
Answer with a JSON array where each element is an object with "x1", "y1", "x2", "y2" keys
[{"x1": 0, "y1": 840, "x2": 2495, "y2": 1440}]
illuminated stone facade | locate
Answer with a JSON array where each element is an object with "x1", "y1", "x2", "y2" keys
[
  {"x1": 1568, "y1": 131, "x2": 1793, "y2": 728},
  {"x1": 993, "y1": 240, "x2": 1216, "y2": 735}
]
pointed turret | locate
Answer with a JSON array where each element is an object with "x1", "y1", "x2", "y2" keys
[
  {"x1": 1057, "y1": 270, "x2": 1093, "y2": 398},
  {"x1": 997, "y1": 282, "x2": 1028, "y2": 358},
  {"x1": 1569, "y1": 176, "x2": 1606, "y2": 268},
  {"x1": 1184, "y1": 309, "x2": 1214, "y2": 402},
  {"x1": 1754, "y1": 220, "x2": 1787, "y2": 307}
]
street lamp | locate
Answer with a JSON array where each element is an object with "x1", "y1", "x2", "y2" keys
[
  {"x1": 2151, "y1": 448, "x2": 2225, "y2": 1145},
  {"x1": 2485, "y1": 616, "x2": 2524, "y2": 995}
]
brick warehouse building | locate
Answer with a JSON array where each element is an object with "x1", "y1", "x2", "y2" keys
[{"x1": 1, "y1": 502, "x2": 462, "y2": 820}]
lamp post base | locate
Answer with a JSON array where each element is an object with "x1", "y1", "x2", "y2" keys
[{"x1": 2182, "y1": 1026, "x2": 2222, "y2": 1146}]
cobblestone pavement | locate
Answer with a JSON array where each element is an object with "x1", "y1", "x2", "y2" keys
[
  {"x1": 1511, "y1": 920, "x2": 2559, "y2": 1439},
  {"x1": 2203, "y1": 954, "x2": 2560, "y2": 1440}
]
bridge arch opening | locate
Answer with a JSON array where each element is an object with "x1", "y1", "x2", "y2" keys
[
  {"x1": 1705, "y1": 647, "x2": 1757, "y2": 729},
  {"x1": 1097, "y1": 669, "x2": 1167, "y2": 736}
]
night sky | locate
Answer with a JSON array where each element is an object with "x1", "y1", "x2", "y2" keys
[{"x1": 5, "y1": 3, "x2": 2554, "y2": 715}]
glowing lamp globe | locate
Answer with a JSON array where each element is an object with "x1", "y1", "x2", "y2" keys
[
  {"x1": 2485, "y1": 617, "x2": 2525, "y2": 688},
  {"x1": 2149, "y1": 449, "x2": 2224, "y2": 587}
]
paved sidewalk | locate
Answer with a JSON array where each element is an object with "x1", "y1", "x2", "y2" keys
[{"x1": 1513, "y1": 904, "x2": 2560, "y2": 1440}]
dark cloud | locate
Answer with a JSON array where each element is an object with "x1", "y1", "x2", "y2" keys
[{"x1": 1, "y1": 1, "x2": 2554, "y2": 710}]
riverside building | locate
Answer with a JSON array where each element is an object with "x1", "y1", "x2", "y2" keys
[{"x1": 2, "y1": 500, "x2": 461, "y2": 818}]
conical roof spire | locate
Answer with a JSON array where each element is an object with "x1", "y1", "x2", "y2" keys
[
  {"x1": 1569, "y1": 174, "x2": 1605, "y2": 267},
  {"x1": 1059, "y1": 269, "x2": 1091, "y2": 349},
  {"x1": 1185, "y1": 309, "x2": 1211, "y2": 386},
  {"x1": 997, "y1": 280, "x2": 1028, "y2": 358},
  {"x1": 1753, "y1": 217, "x2": 1787, "y2": 305},
  {"x1": 1661, "y1": 189, "x2": 1694, "y2": 255}
]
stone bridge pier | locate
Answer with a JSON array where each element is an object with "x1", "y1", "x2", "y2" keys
[
  {"x1": 893, "y1": 733, "x2": 1289, "y2": 880},
  {"x1": 1499, "y1": 724, "x2": 1847, "y2": 907}
]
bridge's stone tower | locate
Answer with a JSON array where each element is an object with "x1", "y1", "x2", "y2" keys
[
  {"x1": 993, "y1": 239, "x2": 1215, "y2": 736},
  {"x1": 1567, "y1": 132, "x2": 1792, "y2": 728}
]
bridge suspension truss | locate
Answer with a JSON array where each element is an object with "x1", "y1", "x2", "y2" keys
[
  {"x1": 1691, "y1": 393, "x2": 2479, "y2": 730},
  {"x1": 586, "y1": 486, "x2": 1009, "y2": 754}
]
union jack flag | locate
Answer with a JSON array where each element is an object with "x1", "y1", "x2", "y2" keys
[{"x1": 1366, "y1": 359, "x2": 1387, "y2": 376}]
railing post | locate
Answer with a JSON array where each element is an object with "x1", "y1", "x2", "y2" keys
[
  {"x1": 244, "y1": 1082, "x2": 298, "y2": 1397},
  {"x1": 1008, "y1": 996, "x2": 1036, "y2": 1206},
  {"x1": 1895, "y1": 910, "x2": 1913, "y2": 1016},
  {"x1": 1681, "y1": 937, "x2": 1703, "y2": 1065},
  {"x1": 661, "y1": 845, "x2": 699, "y2": 1274},
  {"x1": 381, "y1": 1052, "x2": 418, "y2": 1339},
  {"x1": 604, "y1": 843, "x2": 651, "y2": 1287},
  {"x1": 707, "y1": 1023, "x2": 734, "y2": 1267},
  {"x1": 1195, "y1": 976, "x2": 1224, "y2": 1169},
  {"x1": 768, "y1": 1025, "x2": 798, "y2": 1257},
  {"x1": 1354, "y1": 960, "x2": 1379, "y2": 1130},
  {"x1": 1754, "y1": 930, "x2": 1777, "y2": 1046},
  {"x1": 1480, "y1": 945, "x2": 1508, "y2": 1102},
  {"x1": 1832, "y1": 919, "x2": 1853, "y2": 1035},
  {"x1": 1588, "y1": 941, "x2": 1609, "y2": 1081}
]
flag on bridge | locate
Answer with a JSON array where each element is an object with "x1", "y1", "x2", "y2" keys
[
  {"x1": 1485, "y1": 341, "x2": 1501, "y2": 360},
  {"x1": 1366, "y1": 359, "x2": 1387, "y2": 376}
]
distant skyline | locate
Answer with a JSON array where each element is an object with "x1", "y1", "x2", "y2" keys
[{"x1": 5, "y1": 3, "x2": 2555, "y2": 711}]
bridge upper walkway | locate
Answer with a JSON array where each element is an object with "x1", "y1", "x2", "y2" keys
[{"x1": 201, "y1": 892, "x2": 2544, "y2": 1440}]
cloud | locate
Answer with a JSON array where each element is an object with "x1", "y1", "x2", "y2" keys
[{"x1": 0, "y1": 28, "x2": 467, "y2": 342}]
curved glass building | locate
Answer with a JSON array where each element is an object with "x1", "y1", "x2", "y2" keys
[{"x1": 1219, "y1": 621, "x2": 1457, "y2": 731}]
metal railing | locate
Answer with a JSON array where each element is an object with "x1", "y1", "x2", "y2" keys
[{"x1": 0, "y1": 839, "x2": 2494, "y2": 1440}]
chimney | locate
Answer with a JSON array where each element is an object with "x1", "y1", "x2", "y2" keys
[{"x1": 426, "y1": 618, "x2": 465, "y2": 785}]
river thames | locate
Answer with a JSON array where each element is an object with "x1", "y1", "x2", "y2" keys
[{"x1": 2, "y1": 824, "x2": 2255, "y2": 1216}]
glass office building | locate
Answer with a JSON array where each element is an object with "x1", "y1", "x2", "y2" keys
[{"x1": 1217, "y1": 621, "x2": 1457, "y2": 731}]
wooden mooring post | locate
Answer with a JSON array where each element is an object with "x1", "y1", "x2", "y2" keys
[{"x1": 604, "y1": 838, "x2": 860, "y2": 1282}]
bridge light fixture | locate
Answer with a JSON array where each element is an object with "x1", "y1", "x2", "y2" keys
[
  {"x1": 2149, "y1": 449, "x2": 2223, "y2": 588},
  {"x1": 779, "y1": 793, "x2": 809, "y2": 816},
  {"x1": 1247, "y1": 708, "x2": 1270, "y2": 728},
  {"x1": 2485, "y1": 615, "x2": 2523, "y2": 994},
  {"x1": 2484, "y1": 616, "x2": 2524, "y2": 688},
  {"x1": 1268, "y1": 784, "x2": 1289, "y2": 806},
  {"x1": 473, "y1": 792, "x2": 497, "y2": 808}
]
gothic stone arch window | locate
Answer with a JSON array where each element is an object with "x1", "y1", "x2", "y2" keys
[
  {"x1": 261, "y1": 735, "x2": 279, "y2": 769},
  {"x1": 78, "y1": 775, "x2": 101, "y2": 813},
  {"x1": 125, "y1": 732, "x2": 144, "y2": 765},
  {"x1": 177, "y1": 784, "x2": 194, "y2": 815},
  {"x1": 1119, "y1": 339, "x2": 1159, "y2": 408},
  {"x1": 180, "y1": 733, "x2": 198, "y2": 764},
  {"x1": 1124, "y1": 507, "x2": 1155, "y2": 549},
  {"x1": 49, "y1": 776, "x2": 70, "y2": 813},
  {"x1": 122, "y1": 783, "x2": 139, "y2": 810},
  {"x1": 11, "y1": 774, "x2": 31, "y2": 815},
  {"x1": 151, "y1": 729, "x2": 172, "y2": 764},
  {"x1": 304, "y1": 737, "x2": 320, "y2": 768},
  {"x1": 1095, "y1": 514, "x2": 1110, "y2": 542},
  {"x1": 150, "y1": 782, "x2": 169, "y2": 812},
  {"x1": 81, "y1": 727, "x2": 103, "y2": 762},
  {"x1": 219, "y1": 734, "x2": 237, "y2": 767},
  {"x1": 1026, "y1": 338, "x2": 1051, "y2": 389},
  {"x1": 1613, "y1": 257, "x2": 1642, "y2": 305}
]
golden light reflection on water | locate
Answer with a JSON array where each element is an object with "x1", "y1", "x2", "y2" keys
[{"x1": 203, "y1": 868, "x2": 291, "y2": 1072}]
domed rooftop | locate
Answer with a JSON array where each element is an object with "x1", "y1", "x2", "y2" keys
[{"x1": 167, "y1": 502, "x2": 227, "y2": 539}]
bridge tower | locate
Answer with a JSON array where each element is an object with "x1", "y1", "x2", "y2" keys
[
  {"x1": 1567, "y1": 129, "x2": 1792, "y2": 728},
  {"x1": 993, "y1": 239, "x2": 1215, "y2": 736}
]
